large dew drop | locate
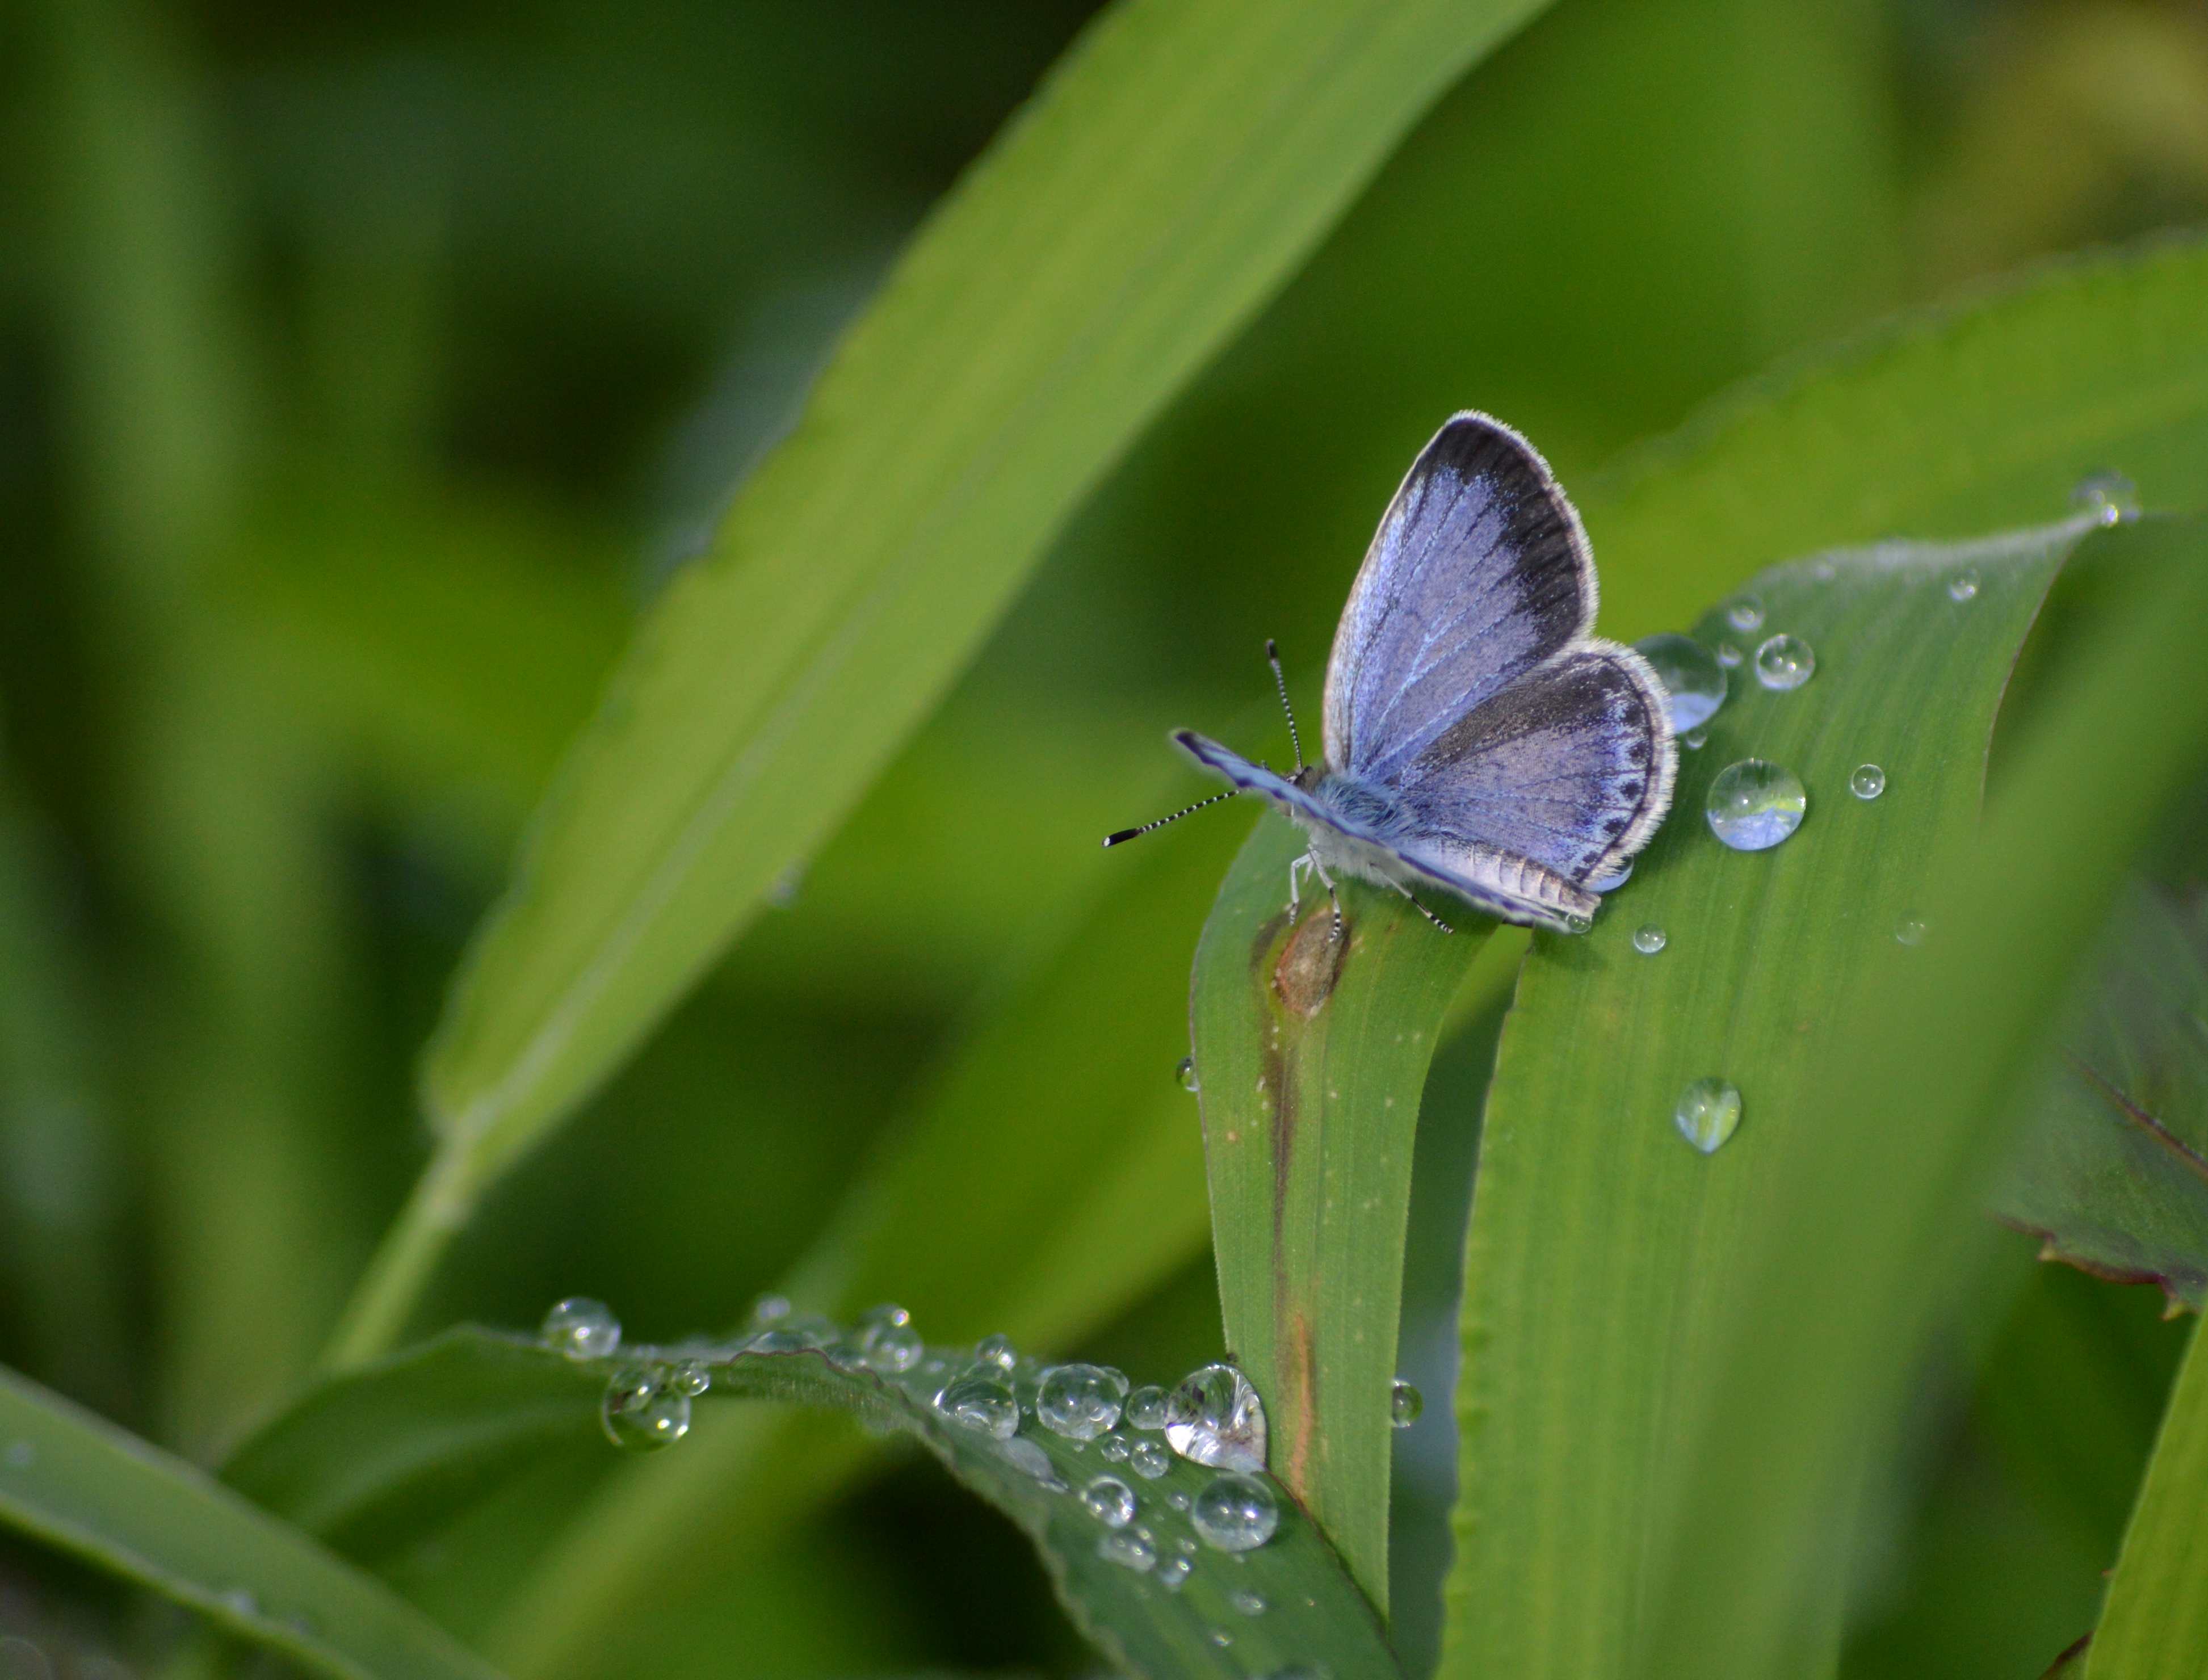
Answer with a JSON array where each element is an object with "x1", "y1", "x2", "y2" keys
[
  {"x1": 1706, "y1": 760, "x2": 1807, "y2": 851},
  {"x1": 1674, "y1": 1077, "x2": 1743, "y2": 1154},
  {"x1": 600, "y1": 1367, "x2": 691, "y2": 1452},
  {"x1": 541, "y1": 1298, "x2": 621, "y2": 1360},
  {"x1": 1390, "y1": 1380, "x2": 1422, "y2": 1428},
  {"x1": 1124, "y1": 1384, "x2": 1170, "y2": 1431},
  {"x1": 1752, "y1": 633, "x2": 1815, "y2": 691},
  {"x1": 1633, "y1": 633, "x2": 1728, "y2": 732},
  {"x1": 1191, "y1": 1471, "x2": 1280, "y2": 1552},
  {"x1": 1037, "y1": 1363, "x2": 1129, "y2": 1440},
  {"x1": 935, "y1": 1371, "x2": 1019, "y2": 1439},
  {"x1": 1165, "y1": 1364, "x2": 1267, "y2": 1472}
]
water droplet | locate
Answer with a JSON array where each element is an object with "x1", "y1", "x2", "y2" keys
[
  {"x1": 1099, "y1": 1434, "x2": 1130, "y2": 1463},
  {"x1": 1082, "y1": 1475, "x2": 1136, "y2": 1528},
  {"x1": 1156, "y1": 1554, "x2": 1192, "y2": 1591},
  {"x1": 1752, "y1": 633, "x2": 1815, "y2": 691},
  {"x1": 1130, "y1": 1438, "x2": 1172, "y2": 1479},
  {"x1": 1715, "y1": 642, "x2": 1743, "y2": 669},
  {"x1": 1947, "y1": 569, "x2": 1979, "y2": 602},
  {"x1": 1674, "y1": 1078, "x2": 1743, "y2": 1155},
  {"x1": 1176, "y1": 1055, "x2": 1200, "y2": 1094},
  {"x1": 1706, "y1": 759, "x2": 1807, "y2": 851},
  {"x1": 2072, "y1": 471, "x2": 2140, "y2": 524},
  {"x1": 1726, "y1": 595, "x2": 1765, "y2": 633},
  {"x1": 1589, "y1": 860, "x2": 1632, "y2": 894},
  {"x1": 1683, "y1": 728, "x2": 1707, "y2": 750},
  {"x1": 600, "y1": 1367, "x2": 692, "y2": 1451},
  {"x1": 749, "y1": 1293, "x2": 791, "y2": 1325},
  {"x1": 541, "y1": 1298, "x2": 621, "y2": 1360},
  {"x1": 1230, "y1": 1589, "x2": 1269, "y2": 1617},
  {"x1": 1896, "y1": 916, "x2": 1929, "y2": 947},
  {"x1": 1165, "y1": 1364, "x2": 1267, "y2": 1472},
  {"x1": 973, "y1": 1333, "x2": 1018, "y2": 1371},
  {"x1": 935, "y1": 1371, "x2": 1019, "y2": 1439},
  {"x1": 1208, "y1": 1628, "x2": 1234, "y2": 1649},
  {"x1": 849, "y1": 1304, "x2": 923, "y2": 1374},
  {"x1": 669, "y1": 1360, "x2": 711, "y2": 1397},
  {"x1": 1193, "y1": 1471, "x2": 1279, "y2": 1551},
  {"x1": 1633, "y1": 633, "x2": 1728, "y2": 732},
  {"x1": 1632, "y1": 925, "x2": 1667, "y2": 955},
  {"x1": 1097, "y1": 1530, "x2": 1155, "y2": 1572},
  {"x1": 1125, "y1": 1383, "x2": 1169, "y2": 1431},
  {"x1": 220, "y1": 1587, "x2": 259, "y2": 1619},
  {"x1": 1390, "y1": 1380, "x2": 1422, "y2": 1427},
  {"x1": 1563, "y1": 911, "x2": 1593, "y2": 934},
  {"x1": 1849, "y1": 763, "x2": 1886, "y2": 800},
  {"x1": 1037, "y1": 1363, "x2": 1129, "y2": 1440},
  {"x1": 3, "y1": 1440, "x2": 31, "y2": 1469},
  {"x1": 1167, "y1": 1490, "x2": 1191, "y2": 1512},
  {"x1": 999, "y1": 1435, "x2": 1061, "y2": 1487},
  {"x1": 748, "y1": 1313, "x2": 837, "y2": 1353}
]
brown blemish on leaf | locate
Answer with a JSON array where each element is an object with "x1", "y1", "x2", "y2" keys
[
  {"x1": 1274, "y1": 910, "x2": 1345, "y2": 1018},
  {"x1": 1278, "y1": 1308, "x2": 1318, "y2": 1504}
]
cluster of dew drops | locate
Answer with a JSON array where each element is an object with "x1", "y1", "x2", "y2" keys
[
  {"x1": 542, "y1": 1293, "x2": 1416, "y2": 1650},
  {"x1": 1624, "y1": 472, "x2": 2140, "y2": 1159}
]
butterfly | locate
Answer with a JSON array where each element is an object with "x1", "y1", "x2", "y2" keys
[{"x1": 1106, "y1": 412, "x2": 1674, "y2": 936}]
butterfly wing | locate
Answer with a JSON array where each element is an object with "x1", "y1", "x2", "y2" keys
[
  {"x1": 1322, "y1": 412, "x2": 1595, "y2": 783},
  {"x1": 1390, "y1": 644, "x2": 1674, "y2": 888},
  {"x1": 1170, "y1": 730, "x2": 1337, "y2": 828}
]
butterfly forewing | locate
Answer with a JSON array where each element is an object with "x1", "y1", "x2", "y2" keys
[{"x1": 1322, "y1": 412, "x2": 1596, "y2": 781}]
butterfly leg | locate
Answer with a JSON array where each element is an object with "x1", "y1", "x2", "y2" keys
[
  {"x1": 1395, "y1": 883, "x2": 1455, "y2": 935},
  {"x1": 1286, "y1": 852, "x2": 1309, "y2": 921},
  {"x1": 1306, "y1": 854, "x2": 1344, "y2": 942}
]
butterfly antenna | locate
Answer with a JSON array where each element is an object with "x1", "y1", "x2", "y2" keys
[
  {"x1": 1102, "y1": 788, "x2": 1238, "y2": 849},
  {"x1": 1266, "y1": 639, "x2": 1305, "y2": 772}
]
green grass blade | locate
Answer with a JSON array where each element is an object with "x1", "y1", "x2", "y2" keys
[
  {"x1": 345, "y1": 0, "x2": 1561, "y2": 1368},
  {"x1": 0, "y1": 1363, "x2": 504, "y2": 1680},
  {"x1": 2086, "y1": 1317, "x2": 2208, "y2": 1679},
  {"x1": 480, "y1": 822, "x2": 1240, "y2": 1680},
  {"x1": 1189, "y1": 819, "x2": 1489, "y2": 1612},
  {"x1": 1645, "y1": 515, "x2": 2208, "y2": 1680},
  {"x1": 1445, "y1": 511, "x2": 2094, "y2": 1680},
  {"x1": 236, "y1": 1325, "x2": 1406, "y2": 1680}
]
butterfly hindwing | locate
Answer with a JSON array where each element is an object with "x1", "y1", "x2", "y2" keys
[
  {"x1": 1322, "y1": 412, "x2": 1595, "y2": 782},
  {"x1": 1392, "y1": 643, "x2": 1673, "y2": 885}
]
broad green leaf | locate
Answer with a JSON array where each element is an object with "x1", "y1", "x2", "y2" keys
[
  {"x1": 347, "y1": 0, "x2": 1562, "y2": 1367},
  {"x1": 1446, "y1": 510, "x2": 2096, "y2": 1680},
  {"x1": 0, "y1": 1363, "x2": 502, "y2": 1680},
  {"x1": 1189, "y1": 824, "x2": 1489, "y2": 1611},
  {"x1": 1996, "y1": 885, "x2": 2208, "y2": 1312},
  {"x1": 240, "y1": 1324, "x2": 1404, "y2": 1680},
  {"x1": 2086, "y1": 1317, "x2": 2208, "y2": 1679},
  {"x1": 1644, "y1": 516, "x2": 2208, "y2": 1680},
  {"x1": 1439, "y1": 237, "x2": 2208, "y2": 1680}
]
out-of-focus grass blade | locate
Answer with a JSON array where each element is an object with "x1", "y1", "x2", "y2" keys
[
  {"x1": 345, "y1": 0, "x2": 1564, "y2": 1366},
  {"x1": 2086, "y1": 1319, "x2": 2208, "y2": 1679},
  {"x1": 0, "y1": 1363, "x2": 503, "y2": 1680},
  {"x1": 1995, "y1": 885, "x2": 2208, "y2": 1312},
  {"x1": 1189, "y1": 818, "x2": 1488, "y2": 1612},
  {"x1": 1445, "y1": 510, "x2": 2096, "y2": 1680},
  {"x1": 1644, "y1": 515, "x2": 2208, "y2": 1679}
]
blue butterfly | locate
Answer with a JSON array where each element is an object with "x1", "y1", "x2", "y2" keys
[{"x1": 1106, "y1": 413, "x2": 1675, "y2": 935}]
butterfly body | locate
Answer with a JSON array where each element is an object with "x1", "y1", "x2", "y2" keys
[{"x1": 1115, "y1": 411, "x2": 1674, "y2": 935}]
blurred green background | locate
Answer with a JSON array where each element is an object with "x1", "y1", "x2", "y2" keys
[{"x1": 3, "y1": 0, "x2": 2206, "y2": 1674}]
